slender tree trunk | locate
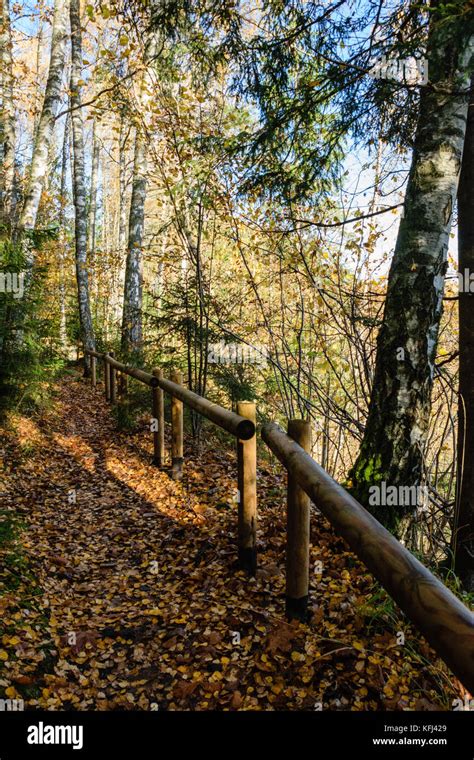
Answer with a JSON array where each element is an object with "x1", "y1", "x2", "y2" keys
[
  {"x1": 118, "y1": 115, "x2": 129, "y2": 254},
  {"x1": 102, "y1": 173, "x2": 111, "y2": 338},
  {"x1": 0, "y1": 0, "x2": 15, "y2": 230},
  {"x1": 87, "y1": 119, "x2": 100, "y2": 303},
  {"x1": 116, "y1": 119, "x2": 130, "y2": 330},
  {"x1": 33, "y1": 19, "x2": 44, "y2": 139},
  {"x1": 121, "y1": 131, "x2": 146, "y2": 359},
  {"x1": 18, "y1": 0, "x2": 68, "y2": 246},
  {"x1": 121, "y1": 36, "x2": 158, "y2": 358},
  {"x1": 58, "y1": 117, "x2": 69, "y2": 348},
  {"x1": 154, "y1": 257, "x2": 164, "y2": 308},
  {"x1": 87, "y1": 120, "x2": 99, "y2": 260},
  {"x1": 454, "y1": 75, "x2": 474, "y2": 590},
  {"x1": 350, "y1": 10, "x2": 474, "y2": 533},
  {"x1": 69, "y1": 0, "x2": 95, "y2": 372},
  {"x1": 321, "y1": 375, "x2": 330, "y2": 471}
]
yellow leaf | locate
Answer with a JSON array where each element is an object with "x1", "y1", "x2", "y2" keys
[
  {"x1": 291, "y1": 651, "x2": 304, "y2": 662},
  {"x1": 0, "y1": 650, "x2": 9, "y2": 660}
]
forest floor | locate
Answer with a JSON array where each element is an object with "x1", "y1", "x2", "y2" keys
[{"x1": 0, "y1": 370, "x2": 468, "y2": 711}]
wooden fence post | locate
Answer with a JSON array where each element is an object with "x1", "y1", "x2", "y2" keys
[
  {"x1": 109, "y1": 351, "x2": 117, "y2": 404},
  {"x1": 237, "y1": 401, "x2": 257, "y2": 575},
  {"x1": 152, "y1": 368, "x2": 165, "y2": 467},
  {"x1": 118, "y1": 371, "x2": 128, "y2": 397},
  {"x1": 104, "y1": 355, "x2": 110, "y2": 401},
  {"x1": 91, "y1": 356, "x2": 96, "y2": 388},
  {"x1": 286, "y1": 419, "x2": 311, "y2": 621},
  {"x1": 171, "y1": 369, "x2": 183, "y2": 480}
]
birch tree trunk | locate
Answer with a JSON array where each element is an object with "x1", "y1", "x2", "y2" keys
[
  {"x1": 121, "y1": 131, "x2": 146, "y2": 359},
  {"x1": 18, "y1": 0, "x2": 68, "y2": 246},
  {"x1": 69, "y1": 0, "x2": 95, "y2": 371},
  {"x1": 87, "y1": 119, "x2": 100, "y2": 302},
  {"x1": 118, "y1": 115, "x2": 129, "y2": 254},
  {"x1": 33, "y1": 19, "x2": 44, "y2": 141},
  {"x1": 87, "y1": 120, "x2": 99, "y2": 259},
  {"x1": 58, "y1": 117, "x2": 69, "y2": 348},
  {"x1": 454, "y1": 75, "x2": 474, "y2": 590},
  {"x1": 350, "y1": 11, "x2": 474, "y2": 533},
  {"x1": 0, "y1": 0, "x2": 15, "y2": 230},
  {"x1": 121, "y1": 37, "x2": 158, "y2": 359}
]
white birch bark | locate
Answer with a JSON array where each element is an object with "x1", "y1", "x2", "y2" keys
[
  {"x1": 87, "y1": 120, "x2": 99, "y2": 261},
  {"x1": 87, "y1": 119, "x2": 100, "y2": 304},
  {"x1": 118, "y1": 115, "x2": 129, "y2": 254},
  {"x1": 69, "y1": 0, "x2": 95, "y2": 367},
  {"x1": 18, "y1": 0, "x2": 68, "y2": 245},
  {"x1": 121, "y1": 36, "x2": 158, "y2": 358},
  {"x1": 33, "y1": 19, "x2": 45, "y2": 140},
  {"x1": 121, "y1": 132, "x2": 146, "y2": 357},
  {"x1": 58, "y1": 117, "x2": 69, "y2": 348},
  {"x1": 0, "y1": 0, "x2": 15, "y2": 228}
]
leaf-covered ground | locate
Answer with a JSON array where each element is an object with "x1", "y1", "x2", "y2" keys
[{"x1": 0, "y1": 371, "x2": 468, "y2": 710}]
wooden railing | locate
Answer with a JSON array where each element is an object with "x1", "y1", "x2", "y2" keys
[
  {"x1": 84, "y1": 350, "x2": 474, "y2": 693},
  {"x1": 84, "y1": 349, "x2": 257, "y2": 574},
  {"x1": 261, "y1": 421, "x2": 474, "y2": 694}
]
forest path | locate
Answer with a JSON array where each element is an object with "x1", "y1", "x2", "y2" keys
[{"x1": 0, "y1": 371, "x2": 458, "y2": 710}]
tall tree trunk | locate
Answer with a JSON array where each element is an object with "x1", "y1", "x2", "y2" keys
[
  {"x1": 69, "y1": 0, "x2": 95, "y2": 372},
  {"x1": 33, "y1": 19, "x2": 44, "y2": 140},
  {"x1": 118, "y1": 115, "x2": 129, "y2": 254},
  {"x1": 87, "y1": 119, "x2": 99, "y2": 302},
  {"x1": 121, "y1": 132, "x2": 146, "y2": 359},
  {"x1": 321, "y1": 375, "x2": 330, "y2": 471},
  {"x1": 58, "y1": 117, "x2": 69, "y2": 348},
  {"x1": 454, "y1": 75, "x2": 474, "y2": 590},
  {"x1": 121, "y1": 36, "x2": 158, "y2": 359},
  {"x1": 0, "y1": 0, "x2": 15, "y2": 230},
  {"x1": 87, "y1": 120, "x2": 99, "y2": 260},
  {"x1": 18, "y1": 0, "x2": 68, "y2": 246},
  {"x1": 350, "y1": 9, "x2": 474, "y2": 533}
]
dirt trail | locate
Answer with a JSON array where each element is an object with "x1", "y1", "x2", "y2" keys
[{"x1": 0, "y1": 372, "x2": 461, "y2": 710}]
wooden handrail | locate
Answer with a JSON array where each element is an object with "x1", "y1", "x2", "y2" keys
[
  {"x1": 85, "y1": 349, "x2": 103, "y2": 359},
  {"x1": 157, "y1": 376, "x2": 255, "y2": 440},
  {"x1": 261, "y1": 421, "x2": 474, "y2": 694},
  {"x1": 106, "y1": 354, "x2": 158, "y2": 388},
  {"x1": 84, "y1": 349, "x2": 255, "y2": 439}
]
